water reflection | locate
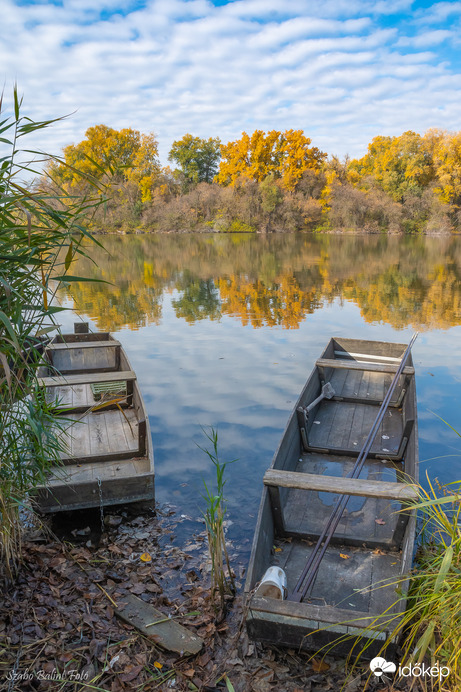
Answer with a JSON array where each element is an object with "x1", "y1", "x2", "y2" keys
[
  {"x1": 57, "y1": 233, "x2": 461, "y2": 565},
  {"x1": 63, "y1": 233, "x2": 461, "y2": 331}
]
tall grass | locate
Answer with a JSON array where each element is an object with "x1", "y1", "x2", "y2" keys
[
  {"x1": 198, "y1": 427, "x2": 236, "y2": 615},
  {"x1": 0, "y1": 86, "x2": 106, "y2": 579},
  {"x1": 392, "y1": 476, "x2": 461, "y2": 690},
  {"x1": 339, "y1": 474, "x2": 461, "y2": 691}
]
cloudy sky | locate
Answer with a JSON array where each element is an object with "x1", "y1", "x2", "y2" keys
[{"x1": 3, "y1": 0, "x2": 461, "y2": 165}]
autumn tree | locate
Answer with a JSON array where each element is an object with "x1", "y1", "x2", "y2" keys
[
  {"x1": 425, "y1": 129, "x2": 461, "y2": 208},
  {"x1": 216, "y1": 130, "x2": 326, "y2": 191},
  {"x1": 278, "y1": 129, "x2": 326, "y2": 191},
  {"x1": 168, "y1": 134, "x2": 221, "y2": 185},
  {"x1": 49, "y1": 125, "x2": 160, "y2": 202},
  {"x1": 348, "y1": 131, "x2": 435, "y2": 202}
]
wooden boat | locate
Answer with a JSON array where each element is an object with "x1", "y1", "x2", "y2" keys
[
  {"x1": 245, "y1": 337, "x2": 418, "y2": 657},
  {"x1": 34, "y1": 325, "x2": 154, "y2": 513}
]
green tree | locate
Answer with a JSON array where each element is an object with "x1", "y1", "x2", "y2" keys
[{"x1": 168, "y1": 134, "x2": 221, "y2": 184}]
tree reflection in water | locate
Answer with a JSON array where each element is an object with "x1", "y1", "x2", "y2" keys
[{"x1": 62, "y1": 233, "x2": 461, "y2": 331}]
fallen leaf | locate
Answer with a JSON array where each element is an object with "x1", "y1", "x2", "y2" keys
[
  {"x1": 154, "y1": 661, "x2": 163, "y2": 669},
  {"x1": 140, "y1": 552, "x2": 152, "y2": 562},
  {"x1": 119, "y1": 665, "x2": 143, "y2": 682},
  {"x1": 340, "y1": 553, "x2": 350, "y2": 559},
  {"x1": 59, "y1": 651, "x2": 74, "y2": 663},
  {"x1": 130, "y1": 583, "x2": 146, "y2": 595},
  {"x1": 375, "y1": 519, "x2": 386, "y2": 525},
  {"x1": 108, "y1": 544, "x2": 124, "y2": 554},
  {"x1": 312, "y1": 658, "x2": 330, "y2": 672}
]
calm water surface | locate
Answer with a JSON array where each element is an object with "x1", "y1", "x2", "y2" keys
[{"x1": 58, "y1": 233, "x2": 461, "y2": 562}]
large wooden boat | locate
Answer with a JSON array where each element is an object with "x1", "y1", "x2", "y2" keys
[
  {"x1": 34, "y1": 325, "x2": 154, "y2": 513},
  {"x1": 245, "y1": 337, "x2": 418, "y2": 657}
]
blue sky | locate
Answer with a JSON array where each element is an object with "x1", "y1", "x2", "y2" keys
[{"x1": 3, "y1": 0, "x2": 461, "y2": 165}]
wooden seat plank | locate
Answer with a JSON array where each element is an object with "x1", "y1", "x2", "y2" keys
[
  {"x1": 316, "y1": 358, "x2": 414, "y2": 375},
  {"x1": 39, "y1": 370, "x2": 136, "y2": 388},
  {"x1": 334, "y1": 350, "x2": 402, "y2": 362},
  {"x1": 264, "y1": 469, "x2": 418, "y2": 501},
  {"x1": 47, "y1": 340, "x2": 120, "y2": 350}
]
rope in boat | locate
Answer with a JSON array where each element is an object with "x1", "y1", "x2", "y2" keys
[{"x1": 288, "y1": 332, "x2": 418, "y2": 603}]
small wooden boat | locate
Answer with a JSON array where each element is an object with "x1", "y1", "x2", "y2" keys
[
  {"x1": 34, "y1": 325, "x2": 154, "y2": 513},
  {"x1": 245, "y1": 337, "x2": 418, "y2": 657}
]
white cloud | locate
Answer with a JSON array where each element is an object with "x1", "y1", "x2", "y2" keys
[
  {"x1": 415, "y1": 1, "x2": 461, "y2": 24},
  {"x1": 397, "y1": 29, "x2": 453, "y2": 48},
  {"x1": 2, "y1": 0, "x2": 461, "y2": 168}
]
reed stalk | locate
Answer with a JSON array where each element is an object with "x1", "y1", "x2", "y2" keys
[
  {"x1": 198, "y1": 427, "x2": 236, "y2": 615},
  {"x1": 0, "y1": 86, "x2": 106, "y2": 580}
]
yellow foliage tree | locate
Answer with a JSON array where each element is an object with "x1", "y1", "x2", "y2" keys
[
  {"x1": 49, "y1": 125, "x2": 160, "y2": 202},
  {"x1": 278, "y1": 129, "x2": 326, "y2": 191},
  {"x1": 426, "y1": 129, "x2": 461, "y2": 207},
  {"x1": 216, "y1": 129, "x2": 325, "y2": 190},
  {"x1": 349, "y1": 131, "x2": 435, "y2": 202}
]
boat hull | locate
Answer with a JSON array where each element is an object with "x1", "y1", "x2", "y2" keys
[
  {"x1": 33, "y1": 329, "x2": 154, "y2": 513},
  {"x1": 245, "y1": 337, "x2": 418, "y2": 657}
]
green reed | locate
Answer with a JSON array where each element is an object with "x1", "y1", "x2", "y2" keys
[
  {"x1": 0, "y1": 86, "x2": 106, "y2": 579},
  {"x1": 198, "y1": 427, "x2": 236, "y2": 614}
]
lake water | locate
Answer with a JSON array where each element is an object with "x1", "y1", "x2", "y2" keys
[{"x1": 57, "y1": 232, "x2": 461, "y2": 563}]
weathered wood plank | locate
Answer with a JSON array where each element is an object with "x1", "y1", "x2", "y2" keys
[
  {"x1": 281, "y1": 455, "x2": 400, "y2": 545},
  {"x1": 316, "y1": 358, "x2": 414, "y2": 375},
  {"x1": 329, "y1": 368, "x2": 348, "y2": 397},
  {"x1": 49, "y1": 384, "x2": 73, "y2": 407},
  {"x1": 341, "y1": 369, "x2": 362, "y2": 399},
  {"x1": 58, "y1": 408, "x2": 140, "y2": 463},
  {"x1": 334, "y1": 351, "x2": 402, "y2": 362},
  {"x1": 249, "y1": 595, "x2": 398, "y2": 630},
  {"x1": 106, "y1": 408, "x2": 131, "y2": 453},
  {"x1": 47, "y1": 340, "x2": 120, "y2": 350},
  {"x1": 115, "y1": 594, "x2": 203, "y2": 655},
  {"x1": 34, "y1": 464, "x2": 154, "y2": 512},
  {"x1": 263, "y1": 469, "x2": 418, "y2": 500},
  {"x1": 332, "y1": 338, "x2": 408, "y2": 360},
  {"x1": 71, "y1": 384, "x2": 91, "y2": 408},
  {"x1": 368, "y1": 371, "x2": 385, "y2": 403},
  {"x1": 327, "y1": 401, "x2": 355, "y2": 451},
  {"x1": 88, "y1": 412, "x2": 110, "y2": 457},
  {"x1": 39, "y1": 370, "x2": 136, "y2": 388},
  {"x1": 67, "y1": 415, "x2": 91, "y2": 458}
]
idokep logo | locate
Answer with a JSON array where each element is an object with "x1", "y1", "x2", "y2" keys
[
  {"x1": 369, "y1": 657, "x2": 396, "y2": 678},
  {"x1": 369, "y1": 657, "x2": 450, "y2": 682}
]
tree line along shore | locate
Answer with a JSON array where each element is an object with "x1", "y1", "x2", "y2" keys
[{"x1": 43, "y1": 126, "x2": 461, "y2": 234}]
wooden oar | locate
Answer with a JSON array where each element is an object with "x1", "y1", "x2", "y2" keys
[{"x1": 289, "y1": 333, "x2": 418, "y2": 603}]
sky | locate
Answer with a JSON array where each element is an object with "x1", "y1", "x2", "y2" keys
[{"x1": 2, "y1": 0, "x2": 461, "y2": 166}]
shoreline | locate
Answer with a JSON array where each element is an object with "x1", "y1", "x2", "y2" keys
[{"x1": 87, "y1": 227, "x2": 460, "y2": 237}]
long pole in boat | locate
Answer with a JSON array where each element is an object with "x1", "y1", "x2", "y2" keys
[{"x1": 289, "y1": 333, "x2": 418, "y2": 603}]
